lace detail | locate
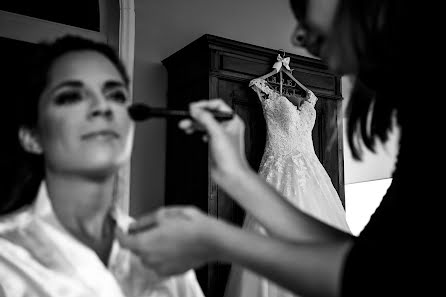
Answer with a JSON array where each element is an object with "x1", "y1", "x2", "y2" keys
[
  {"x1": 250, "y1": 78, "x2": 317, "y2": 160},
  {"x1": 248, "y1": 79, "x2": 276, "y2": 102},
  {"x1": 306, "y1": 88, "x2": 318, "y2": 107},
  {"x1": 249, "y1": 78, "x2": 318, "y2": 106},
  {"x1": 248, "y1": 77, "x2": 349, "y2": 231},
  {"x1": 259, "y1": 151, "x2": 317, "y2": 195},
  {"x1": 223, "y1": 78, "x2": 350, "y2": 297}
]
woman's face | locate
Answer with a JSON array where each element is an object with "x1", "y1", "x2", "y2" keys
[
  {"x1": 32, "y1": 50, "x2": 134, "y2": 178},
  {"x1": 290, "y1": 0, "x2": 357, "y2": 74}
]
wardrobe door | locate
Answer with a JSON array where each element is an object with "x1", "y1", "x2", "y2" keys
[
  {"x1": 312, "y1": 95, "x2": 344, "y2": 203},
  {"x1": 212, "y1": 78, "x2": 265, "y2": 220},
  {"x1": 204, "y1": 77, "x2": 266, "y2": 297}
]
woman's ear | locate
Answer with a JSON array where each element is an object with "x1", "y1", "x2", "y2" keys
[{"x1": 18, "y1": 127, "x2": 43, "y2": 154}]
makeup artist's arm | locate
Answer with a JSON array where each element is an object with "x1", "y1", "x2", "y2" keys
[
  {"x1": 116, "y1": 206, "x2": 352, "y2": 297},
  {"x1": 183, "y1": 99, "x2": 351, "y2": 243},
  {"x1": 116, "y1": 99, "x2": 353, "y2": 296}
]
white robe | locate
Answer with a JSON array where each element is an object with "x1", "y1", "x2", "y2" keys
[{"x1": 0, "y1": 182, "x2": 204, "y2": 297}]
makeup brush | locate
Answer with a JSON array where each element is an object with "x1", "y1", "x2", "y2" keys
[{"x1": 128, "y1": 103, "x2": 234, "y2": 122}]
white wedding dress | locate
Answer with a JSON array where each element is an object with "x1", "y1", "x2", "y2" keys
[{"x1": 224, "y1": 78, "x2": 351, "y2": 297}]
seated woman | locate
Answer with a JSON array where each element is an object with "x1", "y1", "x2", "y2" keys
[{"x1": 0, "y1": 35, "x2": 204, "y2": 297}]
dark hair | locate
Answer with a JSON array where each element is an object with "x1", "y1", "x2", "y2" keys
[
  {"x1": 290, "y1": 0, "x2": 408, "y2": 160},
  {"x1": 1, "y1": 35, "x2": 129, "y2": 214}
]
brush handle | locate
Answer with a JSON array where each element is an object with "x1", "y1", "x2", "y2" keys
[{"x1": 128, "y1": 103, "x2": 234, "y2": 122}]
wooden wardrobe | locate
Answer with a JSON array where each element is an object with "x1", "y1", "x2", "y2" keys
[{"x1": 162, "y1": 34, "x2": 344, "y2": 297}]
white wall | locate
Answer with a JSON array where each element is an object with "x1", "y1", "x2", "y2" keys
[
  {"x1": 345, "y1": 178, "x2": 392, "y2": 235},
  {"x1": 343, "y1": 118, "x2": 399, "y2": 233}
]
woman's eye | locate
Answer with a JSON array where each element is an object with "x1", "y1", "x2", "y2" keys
[
  {"x1": 108, "y1": 90, "x2": 128, "y2": 104},
  {"x1": 54, "y1": 91, "x2": 82, "y2": 105}
]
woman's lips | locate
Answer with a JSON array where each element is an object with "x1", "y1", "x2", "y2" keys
[{"x1": 82, "y1": 130, "x2": 120, "y2": 140}]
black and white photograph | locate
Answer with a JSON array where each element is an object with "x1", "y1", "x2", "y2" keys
[{"x1": 0, "y1": 1, "x2": 438, "y2": 296}]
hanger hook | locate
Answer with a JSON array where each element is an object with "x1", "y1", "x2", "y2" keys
[{"x1": 278, "y1": 49, "x2": 286, "y2": 58}]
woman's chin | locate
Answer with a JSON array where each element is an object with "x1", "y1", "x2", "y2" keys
[
  {"x1": 80, "y1": 163, "x2": 123, "y2": 180},
  {"x1": 84, "y1": 149, "x2": 130, "y2": 168},
  {"x1": 76, "y1": 156, "x2": 128, "y2": 180}
]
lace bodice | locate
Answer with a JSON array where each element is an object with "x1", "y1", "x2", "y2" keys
[{"x1": 249, "y1": 78, "x2": 318, "y2": 158}]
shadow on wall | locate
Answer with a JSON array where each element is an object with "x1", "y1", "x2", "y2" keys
[{"x1": 130, "y1": 60, "x2": 168, "y2": 216}]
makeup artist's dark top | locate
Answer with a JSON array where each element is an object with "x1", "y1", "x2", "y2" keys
[{"x1": 340, "y1": 101, "x2": 438, "y2": 296}]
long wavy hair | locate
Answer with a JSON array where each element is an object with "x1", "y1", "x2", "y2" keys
[{"x1": 1, "y1": 35, "x2": 129, "y2": 214}]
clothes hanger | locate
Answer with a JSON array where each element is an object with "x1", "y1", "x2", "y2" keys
[{"x1": 256, "y1": 50, "x2": 308, "y2": 97}]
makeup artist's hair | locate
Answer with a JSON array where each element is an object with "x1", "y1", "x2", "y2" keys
[
  {"x1": 1, "y1": 35, "x2": 129, "y2": 214},
  {"x1": 289, "y1": 0, "x2": 411, "y2": 160}
]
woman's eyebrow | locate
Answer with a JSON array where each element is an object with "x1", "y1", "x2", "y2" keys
[
  {"x1": 47, "y1": 80, "x2": 83, "y2": 95},
  {"x1": 103, "y1": 80, "x2": 126, "y2": 91}
]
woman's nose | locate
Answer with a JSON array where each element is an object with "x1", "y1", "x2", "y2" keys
[{"x1": 88, "y1": 94, "x2": 113, "y2": 119}]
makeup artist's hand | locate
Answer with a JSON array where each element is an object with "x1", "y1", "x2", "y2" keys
[
  {"x1": 179, "y1": 99, "x2": 252, "y2": 184},
  {"x1": 116, "y1": 206, "x2": 218, "y2": 276}
]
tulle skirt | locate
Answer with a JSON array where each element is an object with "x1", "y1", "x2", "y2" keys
[{"x1": 224, "y1": 151, "x2": 350, "y2": 297}]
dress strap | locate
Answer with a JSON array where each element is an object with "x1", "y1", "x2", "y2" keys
[
  {"x1": 306, "y1": 89, "x2": 318, "y2": 107},
  {"x1": 249, "y1": 78, "x2": 276, "y2": 96}
]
